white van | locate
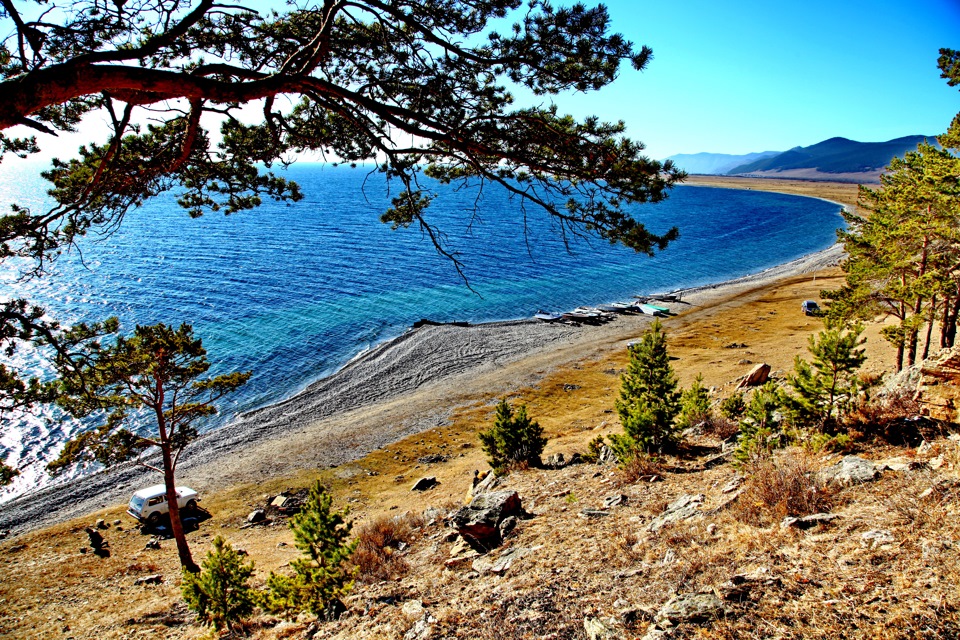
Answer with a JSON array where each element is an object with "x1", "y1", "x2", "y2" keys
[{"x1": 127, "y1": 484, "x2": 199, "y2": 524}]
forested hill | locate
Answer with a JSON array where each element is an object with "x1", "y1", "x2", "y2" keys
[{"x1": 668, "y1": 135, "x2": 934, "y2": 183}]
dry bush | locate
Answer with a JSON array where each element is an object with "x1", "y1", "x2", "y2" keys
[
  {"x1": 734, "y1": 453, "x2": 834, "y2": 526},
  {"x1": 701, "y1": 414, "x2": 740, "y2": 440},
  {"x1": 617, "y1": 454, "x2": 663, "y2": 485},
  {"x1": 353, "y1": 512, "x2": 424, "y2": 583},
  {"x1": 845, "y1": 389, "x2": 943, "y2": 445}
]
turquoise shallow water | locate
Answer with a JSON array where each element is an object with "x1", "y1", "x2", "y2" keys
[{"x1": 0, "y1": 164, "x2": 844, "y2": 498}]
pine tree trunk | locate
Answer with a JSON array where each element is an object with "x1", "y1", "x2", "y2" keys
[
  {"x1": 163, "y1": 444, "x2": 198, "y2": 573},
  {"x1": 945, "y1": 294, "x2": 960, "y2": 348},
  {"x1": 923, "y1": 295, "x2": 937, "y2": 360}
]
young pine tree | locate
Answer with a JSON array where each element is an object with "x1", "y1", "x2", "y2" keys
[
  {"x1": 781, "y1": 322, "x2": 867, "y2": 429},
  {"x1": 677, "y1": 373, "x2": 712, "y2": 430},
  {"x1": 264, "y1": 481, "x2": 358, "y2": 620},
  {"x1": 733, "y1": 382, "x2": 783, "y2": 466},
  {"x1": 181, "y1": 536, "x2": 257, "y2": 632},
  {"x1": 611, "y1": 320, "x2": 681, "y2": 458},
  {"x1": 478, "y1": 399, "x2": 547, "y2": 473}
]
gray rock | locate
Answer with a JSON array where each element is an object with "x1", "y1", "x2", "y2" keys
[
  {"x1": 144, "y1": 537, "x2": 161, "y2": 550},
  {"x1": 411, "y1": 476, "x2": 440, "y2": 492},
  {"x1": 450, "y1": 490, "x2": 522, "y2": 546},
  {"x1": 881, "y1": 457, "x2": 925, "y2": 472},
  {"x1": 134, "y1": 574, "x2": 162, "y2": 586},
  {"x1": 598, "y1": 444, "x2": 618, "y2": 465},
  {"x1": 247, "y1": 509, "x2": 267, "y2": 523},
  {"x1": 584, "y1": 616, "x2": 624, "y2": 640},
  {"x1": 655, "y1": 593, "x2": 725, "y2": 625},
  {"x1": 472, "y1": 545, "x2": 540, "y2": 575},
  {"x1": 861, "y1": 529, "x2": 895, "y2": 548},
  {"x1": 403, "y1": 616, "x2": 433, "y2": 640},
  {"x1": 545, "y1": 453, "x2": 566, "y2": 469},
  {"x1": 498, "y1": 515, "x2": 519, "y2": 537},
  {"x1": 721, "y1": 476, "x2": 745, "y2": 494},
  {"x1": 604, "y1": 494, "x2": 628, "y2": 508},
  {"x1": 649, "y1": 494, "x2": 704, "y2": 532},
  {"x1": 819, "y1": 456, "x2": 882, "y2": 485},
  {"x1": 95, "y1": 519, "x2": 108, "y2": 530},
  {"x1": 780, "y1": 513, "x2": 840, "y2": 530}
]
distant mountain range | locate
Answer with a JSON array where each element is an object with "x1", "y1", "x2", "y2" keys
[{"x1": 666, "y1": 135, "x2": 935, "y2": 183}]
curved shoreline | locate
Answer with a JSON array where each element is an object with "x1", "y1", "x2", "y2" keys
[{"x1": 0, "y1": 240, "x2": 845, "y2": 534}]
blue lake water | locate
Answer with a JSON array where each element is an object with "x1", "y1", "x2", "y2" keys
[{"x1": 0, "y1": 163, "x2": 845, "y2": 498}]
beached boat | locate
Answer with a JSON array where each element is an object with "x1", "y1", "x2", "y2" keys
[
  {"x1": 534, "y1": 311, "x2": 563, "y2": 322},
  {"x1": 636, "y1": 303, "x2": 666, "y2": 316},
  {"x1": 596, "y1": 303, "x2": 629, "y2": 314}
]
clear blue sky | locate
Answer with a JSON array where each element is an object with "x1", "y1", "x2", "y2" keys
[
  {"x1": 549, "y1": 0, "x2": 960, "y2": 159},
  {"x1": 7, "y1": 0, "x2": 959, "y2": 165}
]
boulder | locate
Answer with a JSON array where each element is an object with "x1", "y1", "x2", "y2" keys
[
  {"x1": 649, "y1": 494, "x2": 704, "y2": 532},
  {"x1": 737, "y1": 363, "x2": 770, "y2": 388},
  {"x1": 411, "y1": 476, "x2": 440, "y2": 492},
  {"x1": 655, "y1": 593, "x2": 725, "y2": 626},
  {"x1": 819, "y1": 456, "x2": 882, "y2": 486},
  {"x1": 134, "y1": 574, "x2": 163, "y2": 586},
  {"x1": 247, "y1": 509, "x2": 267, "y2": 524},
  {"x1": 450, "y1": 490, "x2": 522, "y2": 547}
]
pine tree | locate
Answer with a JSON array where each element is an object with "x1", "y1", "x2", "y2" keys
[
  {"x1": 781, "y1": 322, "x2": 867, "y2": 429},
  {"x1": 181, "y1": 536, "x2": 257, "y2": 632},
  {"x1": 478, "y1": 400, "x2": 547, "y2": 473},
  {"x1": 49, "y1": 323, "x2": 250, "y2": 572},
  {"x1": 677, "y1": 373, "x2": 712, "y2": 430},
  {"x1": 733, "y1": 382, "x2": 782, "y2": 466},
  {"x1": 611, "y1": 320, "x2": 681, "y2": 457},
  {"x1": 0, "y1": 461, "x2": 19, "y2": 487},
  {"x1": 265, "y1": 481, "x2": 358, "y2": 620}
]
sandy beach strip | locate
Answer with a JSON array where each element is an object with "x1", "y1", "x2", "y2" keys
[{"x1": 0, "y1": 230, "x2": 846, "y2": 533}]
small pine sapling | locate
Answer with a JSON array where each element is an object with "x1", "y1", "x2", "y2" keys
[
  {"x1": 264, "y1": 481, "x2": 358, "y2": 620},
  {"x1": 734, "y1": 382, "x2": 783, "y2": 466},
  {"x1": 677, "y1": 373, "x2": 711, "y2": 430},
  {"x1": 0, "y1": 461, "x2": 18, "y2": 487},
  {"x1": 611, "y1": 320, "x2": 681, "y2": 459},
  {"x1": 181, "y1": 536, "x2": 257, "y2": 632},
  {"x1": 720, "y1": 392, "x2": 747, "y2": 420},
  {"x1": 781, "y1": 322, "x2": 867, "y2": 430},
  {"x1": 478, "y1": 399, "x2": 547, "y2": 473}
]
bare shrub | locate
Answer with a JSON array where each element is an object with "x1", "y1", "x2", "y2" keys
[
  {"x1": 353, "y1": 513, "x2": 423, "y2": 583},
  {"x1": 617, "y1": 454, "x2": 663, "y2": 485},
  {"x1": 845, "y1": 389, "x2": 941, "y2": 445},
  {"x1": 735, "y1": 453, "x2": 834, "y2": 526},
  {"x1": 701, "y1": 414, "x2": 739, "y2": 440}
]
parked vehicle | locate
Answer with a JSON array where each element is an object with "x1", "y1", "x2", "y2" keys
[
  {"x1": 127, "y1": 484, "x2": 199, "y2": 525},
  {"x1": 801, "y1": 300, "x2": 821, "y2": 316}
]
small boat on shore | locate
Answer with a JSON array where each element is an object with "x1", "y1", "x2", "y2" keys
[
  {"x1": 534, "y1": 311, "x2": 563, "y2": 322},
  {"x1": 637, "y1": 303, "x2": 666, "y2": 316},
  {"x1": 596, "y1": 303, "x2": 630, "y2": 314}
]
